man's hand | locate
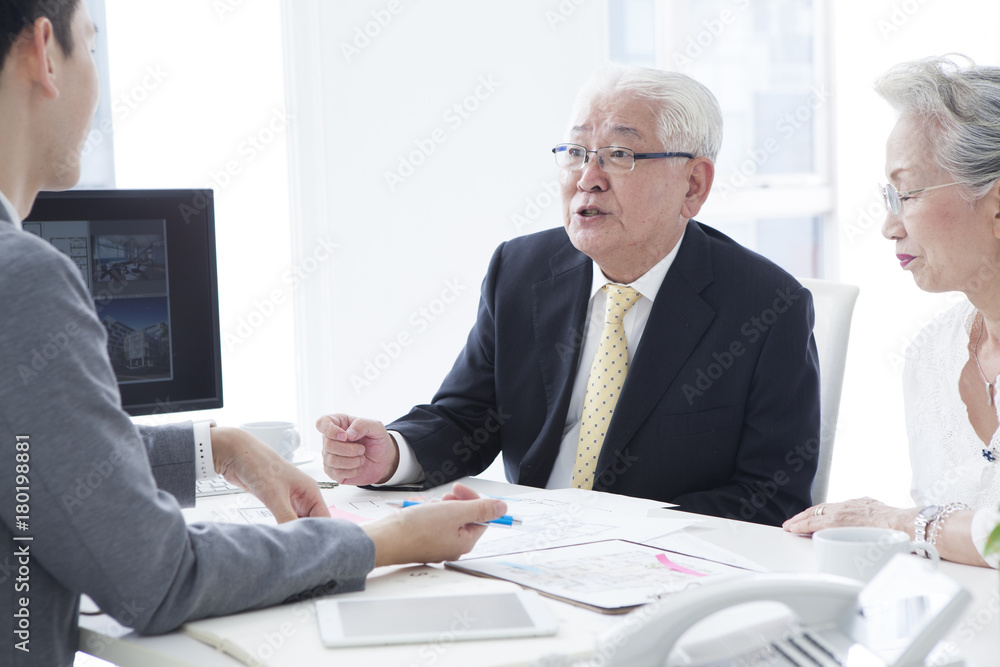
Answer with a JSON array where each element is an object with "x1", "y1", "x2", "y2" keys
[
  {"x1": 362, "y1": 483, "x2": 507, "y2": 566},
  {"x1": 316, "y1": 414, "x2": 400, "y2": 485},
  {"x1": 211, "y1": 426, "x2": 331, "y2": 523}
]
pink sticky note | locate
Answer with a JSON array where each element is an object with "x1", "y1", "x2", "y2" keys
[
  {"x1": 328, "y1": 504, "x2": 371, "y2": 524},
  {"x1": 656, "y1": 552, "x2": 706, "y2": 577}
]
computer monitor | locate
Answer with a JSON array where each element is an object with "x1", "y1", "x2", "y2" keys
[{"x1": 24, "y1": 189, "x2": 223, "y2": 416}]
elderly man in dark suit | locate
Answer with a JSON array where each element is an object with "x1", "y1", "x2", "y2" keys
[{"x1": 320, "y1": 65, "x2": 821, "y2": 527}]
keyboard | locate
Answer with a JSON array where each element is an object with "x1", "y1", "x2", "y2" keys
[{"x1": 196, "y1": 476, "x2": 245, "y2": 497}]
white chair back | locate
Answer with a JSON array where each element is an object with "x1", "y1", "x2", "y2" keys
[{"x1": 797, "y1": 278, "x2": 860, "y2": 504}]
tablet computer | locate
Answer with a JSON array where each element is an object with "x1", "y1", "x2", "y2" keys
[{"x1": 315, "y1": 589, "x2": 559, "y2": 648}]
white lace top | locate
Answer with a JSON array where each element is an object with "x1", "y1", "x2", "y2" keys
[{"x1": 903, "y1": 298, "x2": 1000, "y2": 566}]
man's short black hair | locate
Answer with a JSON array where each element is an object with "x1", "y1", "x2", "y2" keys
[{"x1": 1, "y1": 0, "x2": 80, "y2": 75}]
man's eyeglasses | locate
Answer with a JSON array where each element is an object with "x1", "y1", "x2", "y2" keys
[
  {"x1": 552, "y1": 143, "x2": 694, "y2": 174},
  {"x1": 879, "y1": 181, "x2": 960, "y2": 215}
]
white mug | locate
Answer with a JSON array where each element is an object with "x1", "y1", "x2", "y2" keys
[
  {"x1": 813, "y1": 526, "x2": 939, "y2": 582},
  {"x1": 240, "y1": 421, "x2": 300, "y2": 461}
]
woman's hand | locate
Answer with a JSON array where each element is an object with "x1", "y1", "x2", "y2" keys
[{"x1": 783, "y1": 497, "x2": 918, "y2": 536}]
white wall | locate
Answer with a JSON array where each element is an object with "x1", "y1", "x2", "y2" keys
[
  {"x1": 106, "y1": 0, "x2": 297, "y2": 430},
  {"x1": 282, "y1": 0, "x2": 609, "y2": 452},
  {"x1": 829, "y1": 0, "x2": 1000, "y2": 505}
]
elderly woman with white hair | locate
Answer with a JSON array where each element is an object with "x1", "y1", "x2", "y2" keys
[{"x1": 784, "y1": 55, "x2": 1000, "y2": 568}]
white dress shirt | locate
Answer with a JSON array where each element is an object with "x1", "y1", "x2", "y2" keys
[
  {"x1": 545, "y1": 231, "x2": 684, "y2": 487},
  {"x1": 382, "y1": 230, "x2": 686, "y2": 488}
]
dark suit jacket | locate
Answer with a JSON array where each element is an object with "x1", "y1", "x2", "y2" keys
[{"x1": 389, "y1": 220, "x2": 820, "y2": 526}]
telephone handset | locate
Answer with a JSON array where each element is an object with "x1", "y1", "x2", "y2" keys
[{"x1": 594, "y1": 554, "x2": 971, "y2": 667}]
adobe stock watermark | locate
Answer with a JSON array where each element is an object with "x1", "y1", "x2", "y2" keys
[
  {"x1": 247, "y1": 600, "x2": 314, "y2": 665},
  {"x1": 52, "y1": 401, "x2": 202, "y2": 514},
  {"x1": 418, "y1": 407, "x2": 513, "y2": 488},
  {"x1": 680, "y1": 287, "x2": 801, "y2": 404},
  {"x1": 81, "y1": 598, "x2": 149, "y2": 659},
  {"x1": 716, "y1": 411, "x2": 840, "y2": 529},
  {"x1": 520, "y1": 503, "x2": 588, "y2": 559},
  {"x1": 578, "y1": 580, "x2": 706, "y2": 667},
  {"x1": 951, "y1": 590, "x2": 1000, "y2": 659},
  {"x1": 877, "y1": 0, "x2": 933, "y2": 41},
  {"x1": 224, "y1": 236, "x2": 340, "y2": 351},
  {"x1": 340, "y1": 0, "x2": 410, "y2": 63},
  {"x1": 384, "y1": 76, "x2": 502, "y2": 192},
  {"x1": 670, "y1": 0, "x2": 750, "y2": 69},
  {"x1": 16, "y1": 320, "x2": 83, "y2": 386},
  {"x1": 17, "y1": 262, "x2": 178, "y2": 386},
  {"x1": 511, "y1": 180, "x2": 560, "y2": 232},
  {"x1": 886, "y1": 288, "x2": 980, "y2": 373},
  {"x1": 213, "y1": 0, "x2": 249, "y2": 20},
  {"x1": 204, "y1": 107, "x2": 290, "y2": 194},
  {"x1": 725, "y1": 433, "x2": 826, "y2": 527},
  {"x1": 714, "y1": 86, "x2": 832, "y2": 203},
  {"x1": 130, "y1": 400, "x2": 185, "y2": 430},
  {"x1": 350, "y1": 278, "x2": 468, "y2": 394},
  {"x1": 53, "y1": 64, "x2": 169, "y2": 182},
  {"x1": 113, "y1": 65, "x2": 169, "y2": 122},
  {"x1": 841, "y1": 193, "x2": 886, "y2": 244},
  {"x1": 413, "y1": 608, "x2": 479, "y2": 666},
  {"x1": 175, "y1": 109, "x2": 291, "y2": 226},
  {"x1": 59, "y1": 449, "x2": 130, "y2": 514},
  {"x1": 545, "y1": 0, "x2": 593, "y2": 30}
]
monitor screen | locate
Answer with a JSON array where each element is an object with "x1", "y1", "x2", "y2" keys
[{"x1": 24, "y1": 189, "x2": 223, "y2": 416}]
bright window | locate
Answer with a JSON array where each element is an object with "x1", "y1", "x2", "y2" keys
[
  {"x1": 77, "y1": 0, "x2": 115, "y2": 188},
  {"x1": 608, "y1": 0, "x2": 832, "y2": 278}
]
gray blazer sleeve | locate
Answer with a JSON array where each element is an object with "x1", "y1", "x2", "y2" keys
[
  {"x1": 135, "y1": 423, "x2": 197, "y2": 507},
  {"x1": 0, "y1": 230, "x2": 375, "y2": 644}
]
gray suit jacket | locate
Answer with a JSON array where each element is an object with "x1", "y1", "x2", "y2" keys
[{"x1": 0, "y1": 209, "x2": 374, "y2": 666}]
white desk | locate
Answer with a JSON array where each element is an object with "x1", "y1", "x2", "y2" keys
[{"x1": 79, "y1": 476, "x2": 1000, "y2": 666}]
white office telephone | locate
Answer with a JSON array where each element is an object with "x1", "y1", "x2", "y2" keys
[{"x1": 588, "y1": 554, "x2": 971, "y2": 667}]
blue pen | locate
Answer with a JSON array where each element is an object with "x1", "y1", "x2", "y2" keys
[{"x1": 389, "y1": 500, "x2": 522, "y2": 526}]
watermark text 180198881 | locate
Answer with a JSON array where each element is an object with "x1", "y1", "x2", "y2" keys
[{"x1": 13, "y1": 434, "x2": 32, "y2": 653}]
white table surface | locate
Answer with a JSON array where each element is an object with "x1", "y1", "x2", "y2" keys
[{"x1": 78, "y1": 474, "x2": 1000, "y2": 666}]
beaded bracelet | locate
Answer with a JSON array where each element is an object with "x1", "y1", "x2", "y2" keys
[{"x1": 929, "y1": 502, "x2": 971, "y2": 546}]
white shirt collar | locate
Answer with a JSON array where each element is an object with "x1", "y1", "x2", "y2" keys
[
  {"x1": 0, "y1": 190, "x2": 22, "y2": 230},
  {"x1": 589, "y1": 227, "x2": 687, "y2": 302}
]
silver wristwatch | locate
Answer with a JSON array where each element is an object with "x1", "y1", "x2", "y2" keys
[{"x1": 914, "y1": 505, "x2": 940, "y2": 557}]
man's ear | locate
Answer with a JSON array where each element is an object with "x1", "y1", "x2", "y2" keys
[
  {"x1": 24, "y1": 17, "x2": 60, "y2": 99},
  {"x1": 680, "y1": 157, "x2": 714, "y2": 220}
]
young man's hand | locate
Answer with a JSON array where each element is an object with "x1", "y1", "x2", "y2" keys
[
  {"x1": 211, "y1": 426, "x2": 331, "y2": 522},
  {"x1": 362, "y1": 483, "x2": 507, "y2": 566}
]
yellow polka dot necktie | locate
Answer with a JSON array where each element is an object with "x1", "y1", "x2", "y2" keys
[{"x1": 571, "y1": 284, "x2": 641, "y2": 490}]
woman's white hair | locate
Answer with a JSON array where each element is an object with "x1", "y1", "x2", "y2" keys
[
  {"x1": 572, "y1": 64, "x2": 723, "y2": 161},
  {"x1": 875, "y1": 55, "x2": 1000, "y2": 201}
]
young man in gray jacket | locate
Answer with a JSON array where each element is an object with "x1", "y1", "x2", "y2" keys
[{"x1": 0, "y1": 2, "x2": 507, "y2": 664}]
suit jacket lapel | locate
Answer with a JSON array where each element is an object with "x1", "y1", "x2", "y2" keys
[
  {"x1": 597, "y1": 221, "x2": 716, "y2": 473},
  {"x1": 521, "y1": 240, "x2": 591, "y2": 483}
]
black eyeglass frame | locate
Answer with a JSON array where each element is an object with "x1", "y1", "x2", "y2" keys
[{"x1": 551, "y1": 143, "x2": 696, "y2": 172}]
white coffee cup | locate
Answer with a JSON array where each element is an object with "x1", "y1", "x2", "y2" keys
[
  {"x1": 240, "y1": 421, "x2": 300, "y2": 461},
  {"x1": 813, "y1": 526, "x2": 939, "y2": 582}
]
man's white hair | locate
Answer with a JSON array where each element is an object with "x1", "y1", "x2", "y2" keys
[{"x1": 572, "y1": 64, "x2": 723, "y2": 161}]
